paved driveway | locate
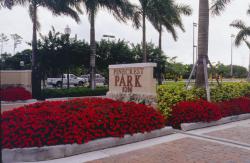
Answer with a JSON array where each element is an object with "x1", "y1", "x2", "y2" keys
[{"x1": 89, "y1": 119, "x2": 250, "y2": 163}]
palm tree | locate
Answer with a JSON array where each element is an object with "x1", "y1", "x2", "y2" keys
[
  {"x1": 78, "y1": 0, "x2": 139, "y2": 90},
  {"x1": 136, "y1": 0, "x2": 192, "y2": 62},
  {"x1": 230, "y1": 20, "x2": 250, "y2": 81},
  {"x1": 1, "y1": 0, "x2": 80, "y2": 99},
  {"x1": 244, "y1": 40, "x2": 250, "y2": 81},
  {"x1": 136, "y1": 0, "x2": 159, "y2": 62},
  {"x1": 212, "y1": 1, "x2": 250, "y2": 81},
  {"x1": 153, "y1": 2, "x2": 192, "y2": 51},
  {"x1": 195, "y1": 0, "x2": 210, "y2": 87}
]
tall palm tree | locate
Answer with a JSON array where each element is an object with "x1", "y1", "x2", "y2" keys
[
  {"x1": 137, "y1": 0, "x2": 160, "y2": 62},
  {"x1": 1, "y1": 0, "x2": 80, "y2": 99},
  {"x1": 153, "y1": 2, "x2": 192, "y2": 51},
  {"x1": 230, "y1": 20, "x2": 250, "y2": 81},
  {"x1": 78, "y1": 0, "x2": 139, "y2": 90},
  {"x1": 136, "y1": 0, "x2": 192, "y2": 62},
  {"x1": 244, "y1": 40, "x2": 250, "y2": 81},
  {"x1": 195, "y1": 0, "x2": 210, "y2": 87}
]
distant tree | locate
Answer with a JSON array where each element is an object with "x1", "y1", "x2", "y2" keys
[
  {"x1": 37, "y1": 27, "x2": 91, "y2": 84},
  {"x1": 0, "y1": 33, "x2": 9, "y2": 55},
  {"x1": 1, "y1": 49, "x2": 31, "y2": 70},
  {"x1": 10, "y1": 34, "x2": 22, "y2": 55}
]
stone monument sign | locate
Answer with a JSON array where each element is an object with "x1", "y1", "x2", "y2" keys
[{"x1": 107, "y1": 63, "x2": 157, "y2": 104}]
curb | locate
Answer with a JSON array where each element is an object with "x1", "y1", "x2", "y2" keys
[
  {"x1": 1, "y1": 99, "x2": 37, "y2": 104},
  {"x1": 181, "y1": 113, "x2": 250, "y2": 131},
  {"x1": 2, "y1": 127, "x2": 174, "y2": 162}
]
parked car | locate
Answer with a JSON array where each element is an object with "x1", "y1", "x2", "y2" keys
[
  {"x1": 80, "y1": 74, "x2": 106, "y2": 84},
  {"x1": 47, "y1": 74, "x2": 88, "y2": 87}
]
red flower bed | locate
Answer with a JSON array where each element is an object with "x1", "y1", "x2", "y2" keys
[
  {"x1": 168, "y1": 99, "x2": 222, "y2": 128},
  {"x1": 217, "y1": 97, "x2": 250, "y2": 117},
  {"x1": 0, "y1": 87, "x2": 32, "y2": 101},
  {"x1": 2, "y1": 98, "x2": 165, "y2": 149},
  {"x1": 168, "y1": 97, "x2": 250, "y2": 128}
]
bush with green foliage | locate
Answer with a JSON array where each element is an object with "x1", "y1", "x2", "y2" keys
[
  {"x1": 210, "y1": 82, "x2": 250, "y2": 102},
  {"x1": 157, "y1": 82, "x2": 250, "y2": 117},
  {"x1": 41, "y1": 87, "x2": 108, "y2": 99}
]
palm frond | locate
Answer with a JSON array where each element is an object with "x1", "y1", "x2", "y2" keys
[
  {"x1": 210, "y1": 0, "x2": 232, "y2": 16},
  {"x1": 234, "y1": 28, "x2": 250, "y2": 46},
  {"x1": 230, "y1": 20, "x2": 247, "y2": 29},
  {"x1": 175, "y1": 4, "x2": 192, "y2": 16},
  {"x1": 247, "y1": 5, "x2": 250, "y2": 15},
  {"x1": 244, "y1": 40, "x2": 250, "y2": 49}
]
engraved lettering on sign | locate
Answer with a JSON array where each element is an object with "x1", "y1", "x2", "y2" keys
[
  {"x1": 113, "y1": 67, "x2": 144, "y2": 93},
  {"x1": 135, "y1": 75, "x2": 141, "y2": 87}
]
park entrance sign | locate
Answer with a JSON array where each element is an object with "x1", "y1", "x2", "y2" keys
[{"x1": 107, "y1": 63, "x2": 157, "y2": 105}]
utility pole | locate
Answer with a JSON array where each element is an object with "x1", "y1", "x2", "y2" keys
[
  {"x1": 193, "y1": 23, "x2": 198, "y2": 65},
  {"x1": 231, "y1": 34, "x2": 235, "y2": 77},
  {"x1": 64, "y1": 25, "x2": 71, "y2": 89}
]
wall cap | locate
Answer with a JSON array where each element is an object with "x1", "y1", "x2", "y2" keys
[{"x1": 109, "y1": 63, "x2": 157, "y2": 69}]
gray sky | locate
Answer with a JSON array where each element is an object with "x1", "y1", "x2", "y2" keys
[{"x1": 0, "y1": 0, "x2": 249, "y2": 68}]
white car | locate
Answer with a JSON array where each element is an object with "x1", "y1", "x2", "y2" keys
[
  {"x1": 47, "y1": 74, "x2": 88, "y2": 87},
  {"x1": 80, "y1": 74, "x2": 106, "y2": 84}
]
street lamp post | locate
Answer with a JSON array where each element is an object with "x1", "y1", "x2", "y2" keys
[
  {"x1": 65, "y1": 25, "x2": 71, "y2": 89},
  {"x1": 103, "y1": 34, "x2": 115, "y2": 42},
  {"x1": 231, "y1": 34, "x2": 235, "y2": 78},
  {"x1": 193, "y1": 23, "x2": 198, "y2": 65}
]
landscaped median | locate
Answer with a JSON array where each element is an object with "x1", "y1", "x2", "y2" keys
[{"x1": 2, "y1": 98, "x2": 174, "y2": 162}]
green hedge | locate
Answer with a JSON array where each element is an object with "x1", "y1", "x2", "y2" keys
[
  {"x1": 157, "y1": 82, "x2": 250, "y2": 117},
  {"x1": 41, "y1": 87, "x2": 108, "y2": 99}
]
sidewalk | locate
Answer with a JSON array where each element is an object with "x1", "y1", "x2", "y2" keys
[{"x1": 15, "y1": 119, "x2": 250, "y2": 163}]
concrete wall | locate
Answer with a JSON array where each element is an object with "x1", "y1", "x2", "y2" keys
[{"x1": 0, "y1": 70, "x2": 32, "y2": 92}]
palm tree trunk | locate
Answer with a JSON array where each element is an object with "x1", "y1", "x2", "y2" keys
[
  {"x1": 196, "y1": 0, "x2": 209, "y2": 87},
  {"x1": 90, "y1": 10, "x2": 96, "y2": 90},
  {"x1": 142, "y1": 11, "x2": 147, "y2": 62},
  {"x1": 159, "y1": 24, "x2": 162, "y2": 51},
  {"x1": 31, "y1": 3, "x2": 41, "y2": 99}
]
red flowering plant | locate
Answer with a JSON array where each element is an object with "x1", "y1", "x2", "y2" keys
[
  {"x1": 2, "y1": 98, "x2": 165, "y2": 149},
  {"x1": 216, "y1": 97, "x2": 250, "y2": 117},
  {"x1": 0, "y1": 87, "x2": 32, "y2": 101},
  {"x1": 167, "y1": 99, "x2": 222, "y2": 128}
]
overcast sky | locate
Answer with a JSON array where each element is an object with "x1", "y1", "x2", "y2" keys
[{"x1": 0, "y1": 0, "x2": 249, "y2": 68}]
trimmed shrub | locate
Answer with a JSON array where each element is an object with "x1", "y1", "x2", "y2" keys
[
  {"x1": 2, "y1": 98, "x2": 165, "y2": 149},
  {"x1": 158, "y1": 82, "x2": 250, "y2": 117},
  {"x1": 41, "y1": 87, "x2": 108, "y2": 99},
  {"x1": 217, "y1": 97, "x2": 250, "y2": 117},
  {"x1": 168, "y1": 97, "x2": 250, "y2": 128},
  {"x1": 210, "y1": 83, "x2": 250, "y2": 102},
  {"x1": 157, "y1": 83, "x2": 197, "y2": 117},
  {"x1": 168, "y1": 99, "x2": 222, "y2": 128},
  {"x1": 0, "y1": 87, "x2": 32, "y2": 101}
]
